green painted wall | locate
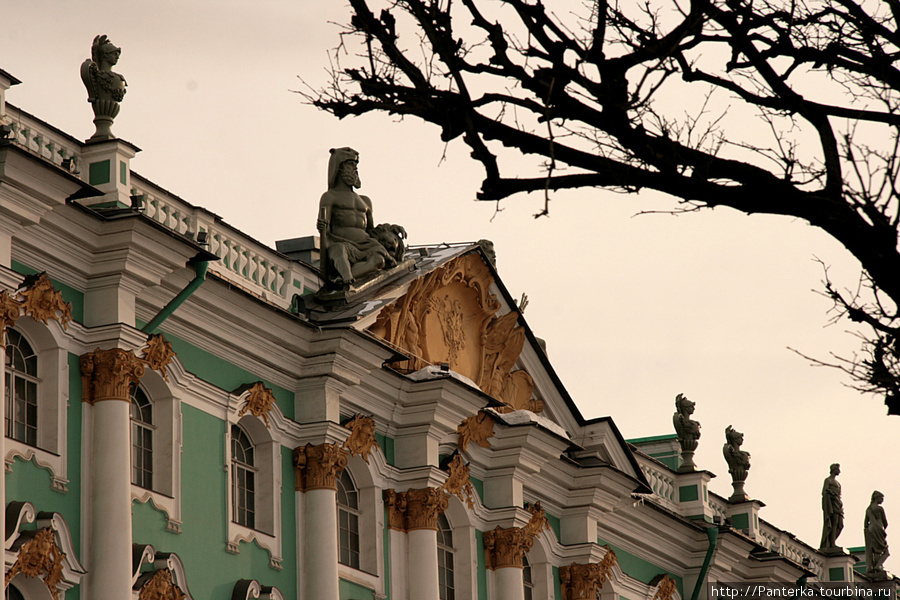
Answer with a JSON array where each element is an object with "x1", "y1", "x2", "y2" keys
[
  {"x1": 11, "y1": 261, "x2": 85, "y2": 323},
  {"x1": 375, "y1": 433, "x2": 395, "y2": 466},
  {"x1": 382, "y1": 506, "x2": 392, "y2": 600},
  {"x1": 598, "y1": 538, "x2": 684, "y2": 597},
  {"x1": 340, "y1": 578, "x2": 375, "y2": 600},
  {"x1": 679, "y1": 485, "x2": 699, "y2": 502},
  {"x1": 132, "y1": 405, "x2": 297, "y2": 598},
  {"x1": 553, "y1": 566, "x2": 562, "y2": 600},
  {"x1": 476, "y1": 530, "x2": 487, "y2": 600}
]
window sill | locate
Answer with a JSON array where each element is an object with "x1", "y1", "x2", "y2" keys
[{"x1": 5, "y1": 440, "x2": 67, "y2": 492}]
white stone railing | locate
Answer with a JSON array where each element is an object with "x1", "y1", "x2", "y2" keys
[
  {"x1": 3, "y1": 104, "x2": 82, "y2": 173},
  {"x1": 708, "y1": 494, "x2": 729, "y2": 524},
  {"x1": 635, "y1": 454, "x2": 677, "y2": 510},
  {"x1": 757, "y1": 521, "x2": 824, "y2": 579},
  {"x1": 130, "y1": 177, "x2": 318, "y2": 308}
]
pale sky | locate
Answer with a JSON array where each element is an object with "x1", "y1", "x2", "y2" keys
[{"x1": 3, "y1": 1, "x2": 898, "y2": 571}]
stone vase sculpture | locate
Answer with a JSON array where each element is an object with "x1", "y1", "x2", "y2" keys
[
  {"x1": 80, "y1": 35, "x2": 127, "y2": 142},
  {"x1": 673, "y1": 393, "x2": 701, "y2": 473},
  {"x1": 723, "y1": 426, "x2": 751, "y2": 502}
]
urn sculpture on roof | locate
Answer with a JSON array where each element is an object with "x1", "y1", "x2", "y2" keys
[
  {"x1": 80, "y1": 35, "x2": 127, "y2": 142},
  {"x1": 316, "y1": 147, "x2": 407, "y2": 291}
]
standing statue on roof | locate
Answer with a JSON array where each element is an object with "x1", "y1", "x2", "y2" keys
[
  {"x1": 80, "y1": 35, "x2": 127, "y2": 142},
  {"x1": 673, "y1": 393, "x2": 701, "y2": 473},
  {"x1": 865, "y1": 490, "x2": 890, "y2": 578},
  {"x1": 317, "y1": 147, "x2": 407, "y2": 289},
  {"x1": 820, "y1": 463, "x2": 844, "y2": 552}
]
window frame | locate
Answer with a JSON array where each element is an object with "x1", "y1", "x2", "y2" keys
[
  {"x1": 130, "y1": 384, "x2": 155, "y2": 490},
  {"x1": 437, "y1": 513, "x2": 456, "y2": 600},
  {"x1": 5, "y1": 328, "x2": 39, "y2": 448},
  {"x1": 336, "y1": 469, "x2": 362, "y2": 570},
  {"x1": 231, "y1": 423, "x2": 258, "y2": 529}
]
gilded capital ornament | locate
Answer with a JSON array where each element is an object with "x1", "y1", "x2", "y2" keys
[
  {"x1": 80, "y1": 347, "x2": 146, "y2": 404},
  {"x1": 293, "y1": 442, "x2": 349, "y2": 491},
  {"x1": 5, "y1": 528, "x2": 65, "y2": 600},
  {"x1": 559, "y1": 548, "x2": 617, "y2": 600},
  {"x1": 383, "y1": 487, "x2": 449, "y2": 531},
  {"x1": 237, "y1": 382, "x2": 278, "y2": 427},
  {"x1": 342, "y1": 414, "x2": 380, "y2": 464},
  {"x1": 483, "y1": 526, "x2": 533, "y2": 569},
  {"x1": 138, "y1": 568, "x2": 187, "y2": 600}
]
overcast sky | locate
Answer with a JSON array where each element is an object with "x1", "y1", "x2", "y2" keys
[{"x1": 3, "y1": 1, "x2": 898, "y2": 571}]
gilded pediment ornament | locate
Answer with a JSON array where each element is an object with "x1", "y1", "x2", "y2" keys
[
  {"x1": 457, "y1": 410, "x2": 495, "y2": 453},
  {"x1": 17, "y1": 273, "x2": 72, "y2": 329},
  {"x1": 0, "y1": 289, "x2": 22, "y2": 337},
  {"x1": 653, "y1": 574, "x2": 678, "y2": 600},
  {"x1": 368, "y1": 253, "x2": 538, "y2": 412},
  {"x1": 342, "y1": 414, "x2": 380, "y2": 464},
  {"x1": 139, "y1": 568, "x2": 186, "y2": 600},
  {"x1": 5, "y1": 528, "x2": 65, "y2": 600},
  {"x1": 440, "y1": 454, "x2": 477, "y2": 509},
  {"x1": 238, "y1": 382, "x2": 278, "y2": 427},
  {"x1": 140, "y1": 334, "x2": 176, "y2": 382}
]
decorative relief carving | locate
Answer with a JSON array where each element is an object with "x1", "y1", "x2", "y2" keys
[
  {"x1": 80, "y1": 347, "x2": 146, "y2": 404},
  {"x1": 293, "y1": 443, "x2": 349, "y2": 491},
  {"x1": 141, "y1": 334, "x2": 176, "y2": 382},
  {"x1": 238, "y1": 382, "x2": 278, "y2": 428},
  {"x1": 559, "y1": 547, "x2": 618, "y2": 600},
  {"x1": 5, "y1": 528, "x2": 65, "y2": 600},
  {"x1": 440, "y1": 454, "x2": 477, "y2": 509},
  {"x1": 523, "y1": 501, "x2": 551, "y2": 538},
  {"x1": 653, "y1": 574, "x2": 678, "y2": 600},
  {"x1": 368, "y1": 253, "x2": 538, "y2": 411},
  {"x1": 457, "y1": 411, "x2": 495, "y2": 453},
  {"x1": 382, "y1": 487, "x2": 449, "y2": 532},
  {"x1": 0, "y1": 289, "x2": 22, "y2": 337},
  {"x1": 342, "y1": 414, "x2": 380, "y2": 464},
  {"x1": 17, "y1": 273, "x2": 72, "y2": 330},
  {"x1": 138, "y1": 568, "x2": 187, "y2": 600}
]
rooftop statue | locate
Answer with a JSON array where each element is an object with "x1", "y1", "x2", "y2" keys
[
  {"x1": 673, "y1": 393, "x2": 701, "y2": 473},
  {"x1": 317, "y1": 147, "x2": 406, "y2": 290},
  {"x1": 865, "y1": 490, "x2": 890, "y2": 578},
  {"x1": 723, "y1": 425, "x2": 751, "y2": 502},
  {"x1": 80, "y1": 35, "x2": 127, "y2": 142},
  {"x1": 820, "y1": 463, "x2": 844, "y2": 552}
]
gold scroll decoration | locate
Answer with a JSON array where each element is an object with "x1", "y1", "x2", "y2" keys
[
  {"x1": 17, "y1": 273, "x2": 72, "y2": 329},
  {"x1": 483, "y1": 501, "x2": 551, "y2": 570},
  {"x1": 0, "y1": 290, "x2": 22, "y2": 339},
  {"x1": 440, "y1": 454, "x2": 477, "y2": 509},
  {"x1": 653, "y1": 575, "x2": 678, "y2": 600},
  {"x1": 342, "y1": 414, "x2": 380, "y2": 464},
  {"x1": 237, "y1": 382, "x2": 278, "y2": 428},
  {"x1": 559, "y1": 547, "x2": 618, "y2": 600},
  {"x1": 141, "y1": 334, "x2": 176, "y2": 382},
  {"x1": 139, "y1": 568, "x2": 187, "y2": 600},
  {"x1": 293, "y1": 442, "x2": 349, "y2": 491},
  {"x1": 368, "y1": 253, "x2": 538, "y2": 412},
  {"x1": 383, "y1": 487, "x2": 449, "y2": 532},
  {"x1": 457, "y1": 410, "x2": 495, "y2": 453},
  {"x1": 5, "y1": 528, "x2": 65, "y2": 600}
]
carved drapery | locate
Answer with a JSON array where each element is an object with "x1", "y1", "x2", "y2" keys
[
  {"x1": 293, "y1": 442, "x2": 349, "y2": 491},
  {"x1": 237, "y1": 382, "x2": 278, "y2": 427},
  {"x1": 368, "y1": 253, "x2": 538, "y2": 412},
  {"x1": 80, "y1": 348, "x2": 146, "y2": 404},
  {"x1": 138, "y1": 568, "x2": 187, "y2": 600},
  {"x1": 342, "y1": 414, "x2": 380, "y2": 464},
  {"x1": 457, "y1": 411, "x2": 495, "y2": 453},
  {"x1": 483, "y1": 502, "x2": 551, "y2": 570},
  {"x1": 559, "y1": 548, "x2": 618, "y2": 600},
  {"x1": 5, "y1": 528, "x2": 65, "y2": 600},
  {"x1": 383, "y1": 487, "x2": 449, "y2": 531},
  {"x1": 440, "y1": 454, "x2": 477, "y2": 509}
]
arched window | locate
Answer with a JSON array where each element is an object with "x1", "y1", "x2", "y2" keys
[
  {"x1": 437, "y1": 513, "x2": 455, "y2": 600},
  {"x1": 336, "y1": 469, "x2": 360, "y2": 569},
  {"x1": 5, "y1": 329, "x2": 38, "y2": 447},
  {"x1": 6, "y1": 583, "x2": 25, "y2": 600},
  {"x1": 523, "y1": 554, "x2": 534, "y2": 600},
  {"x1": 130, "y1": 386, "x2": 154, "y2": 489},
  {"x1": 231, "y1": 424, "x2": 256, "y2": 529}
]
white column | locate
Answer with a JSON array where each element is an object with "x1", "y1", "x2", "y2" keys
[
  {"x1": 494, "y1": 567, "x2": 526, "y2": 600},
  {"x1": 408, "y1": 529, "x2": 440, "y2": 600},
  {"x1": 295, "y1": 442, "x2": 348, "y2": 600},
  {"x1": 89, "y1": 399, "x2": 133, "y2": 599},
  {"x1": 81, "y1": 348, "x2": 144, "y2": 600},
  {"x1": 305, "y1": 488, "x2": 340, "y2": 600}
]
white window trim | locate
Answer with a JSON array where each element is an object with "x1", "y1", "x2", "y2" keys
[
  {"x1": 225, "y1": 413, "x2": 283, "y2": 570},
  {"x1": 4, "y1": 318, "x2": 68, "y2": 493},
  {"x1": 336, "y1": 454, "x2": 386, "y2": 595},
  {"x1": 130, "y1": 369, "x2": 183, "y2": 534}
]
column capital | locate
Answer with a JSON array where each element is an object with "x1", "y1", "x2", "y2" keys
[
  {"x1": 483, "y1": 526, "x2": 532, "y2": 569},
  {"x1": 558, "y1": 548, "x2": 618, "y2": 600},
  {"x1": 293, "y1": 442, "x2": 349, "y2": 491},
  {"x1": 80, "y1": 347, "x2": 145, "y2": 403},
  {"x1": 383, "y1": 487, "x2": 449, "y2": 532},
  {"x1": 0, "y1": 289, "x2": 21, "y2": 336}
]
